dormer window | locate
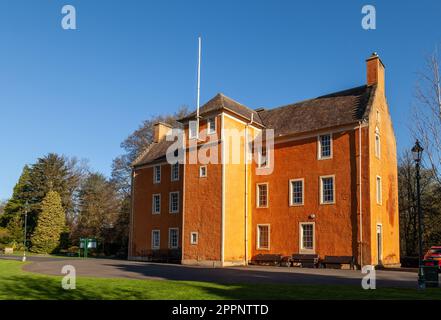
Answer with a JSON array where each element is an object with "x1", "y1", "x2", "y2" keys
[{"x1": 189, "y1": 120, "x2": 198, "y2": 139}]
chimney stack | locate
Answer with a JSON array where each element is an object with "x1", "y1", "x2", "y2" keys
[
  {"x1": 366, "y1": 52, "x2": 385, "y2": 92},
  {"x1": 153, "y1": 122, "x2": 172, "y2": 143}
]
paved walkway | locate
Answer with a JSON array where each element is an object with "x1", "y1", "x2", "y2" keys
[{"x1": 0, "y1": 255, "x2": 419, "y2": 288}]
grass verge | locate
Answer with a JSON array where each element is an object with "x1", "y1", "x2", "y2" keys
[{"x1": 0, "y1": 260, "x2": 440, "y2": 300}]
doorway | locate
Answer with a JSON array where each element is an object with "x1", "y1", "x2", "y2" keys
[{"x1": 376, "y1": 224, "x2": 382, "y2": 265}]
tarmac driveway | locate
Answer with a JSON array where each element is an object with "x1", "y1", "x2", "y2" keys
[{"x1": 0, "y1": 255, "x2": 419, "y2": 288}]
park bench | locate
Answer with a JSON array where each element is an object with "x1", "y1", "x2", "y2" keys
[
  {"x1": 250, "y1": 254, "x2": 283, "y2": 266},
  {"x1": 321, "y1": 256, "x2": 355, "y2": 269},
  {"x1": 292, "y1": 254, "x2": 319, "y2": 268}
]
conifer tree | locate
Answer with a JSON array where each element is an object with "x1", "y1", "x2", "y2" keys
[{"x1": 31, "y1": 191, "x2": 66, "y2": 253}]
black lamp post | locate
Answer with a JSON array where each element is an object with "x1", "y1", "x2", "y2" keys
[
  {"x1": 22, "y1": 201, "x2": 28, "y2": 262},
  {"x1": 411, "y1": 139, "x2": 425, "y2": 289}
]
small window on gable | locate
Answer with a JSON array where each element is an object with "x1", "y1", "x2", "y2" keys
[
  {"x1": 375, "y1": 127, "x2": 381, "y2": 159},
  {"x1": 318, "y1": 134, "x2": 332, "y2": 159},
  {"x1": 207, "y1": 117, "x2": 216, "y2": 134},
  {"x1": 376, "y1": 176, "x2": 382, "y2": 205}
]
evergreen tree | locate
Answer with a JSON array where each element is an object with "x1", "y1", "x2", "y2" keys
[
  {"x1": 31, "y1": 191, "x2": 66, "y2": 253},
  {"x1": 1, "y1": 165, "x2": 31, "y2": 227}
]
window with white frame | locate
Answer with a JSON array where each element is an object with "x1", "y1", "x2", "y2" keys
[
  {"x1": 169, "y1": 228, "x2": 179, "y2": 249},
  {"x1": 320, "y1": 176, "x2": 335, "y2": 204},
  {"x1": 290, "y1": 179, "x2": 304, "y2": 206},
  {"x1": 152, "y1": 194, "x2": 161, "y2": 214},
  {"x1": 257, "y1": 225, "x2": 270, "y2": 249},
  {"x1": 318, "y1": 134, "x2": 332, "y2": 159},
  {"x1": 169, "y1": 192, "x2": 179, "y2": 213},
  {"x1": 207, "y1": 117, "x2": 216, "y2": 134},
  {"x1": 300, "y1": 223, "x2": 314, "y2": 252},
  {"x1": 171, "y1": 163, "x2": 179, "y2": 181},
  {"x1": 151, "y1": 230, "x2": 160, "y2": 249},
  {"x1": 376, "y1": 176, "x2": 382, "y2": 204},
  {"x1": 199, "y1": 165, "x2": 207, "y2": 177},
  {"x1": 258, "y1": 145, "x2": 269, "y2": 168},
  {"x1": 190, "y1": 232, "x2": 198, "y2": 245},
  {"x1": 375, "y1": 128, "x2": 381, "y2": 159},
  {"x1": 189, "y1": 121, "x2": 198, "y2": 139},
  {"x1": 256, "y1": 183, "x2": 268, "y2": 208},
  {"x1": 153, "y1": 165, "x2": 161, "y2": 183}
]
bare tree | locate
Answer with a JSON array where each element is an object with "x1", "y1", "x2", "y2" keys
[{"x1": 412, "y1": 46, "x2": 441, "y2": 185}]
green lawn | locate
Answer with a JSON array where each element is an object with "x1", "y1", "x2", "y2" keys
[{"x1": 0, "y1": 259, "x2": 440, "y2": 300}]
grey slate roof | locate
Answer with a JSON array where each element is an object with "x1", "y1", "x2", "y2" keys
[{"x1": 133, "y1": 84, "x2": 376, "y2": 167}]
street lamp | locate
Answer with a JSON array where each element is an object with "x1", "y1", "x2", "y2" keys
[
  {"x1": 22, "y1": 202, "x2": 28, "y2": 262},
  {"x1": 411, "y1": 139, "x2": 424, "y2": 289}
]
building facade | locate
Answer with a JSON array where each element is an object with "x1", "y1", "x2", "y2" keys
[{"x1": 129, "y1": 53, "x2": 400, "y2": 268}]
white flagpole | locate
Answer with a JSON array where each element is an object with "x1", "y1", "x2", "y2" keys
[{"x1": 196, "y1": 36, "x2": 201, "y2": 136}]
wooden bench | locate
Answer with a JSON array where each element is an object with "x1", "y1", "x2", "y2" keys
[
  {"x1": 292, "y1": 254, "x2": 319, "y2": 268},
  {"x1": 250, "y1": 254, "x2": 283, "y2": 266},
  {"x1": 321, "y1": 256, "x2": 355, "y2": 269}
]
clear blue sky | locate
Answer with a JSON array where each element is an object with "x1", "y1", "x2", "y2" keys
[{"x1": 0, "y1": 0, "x2": 440, "y2": 200}]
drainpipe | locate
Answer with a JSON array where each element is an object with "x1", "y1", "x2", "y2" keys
[
  {"x1": 358, "y1": 121, "x2": 363, "y2": 268},
  {"x1": 128, "y1": 168, "x2": 135, "y2": 259},
  {"x1": 244, "y1": 114, "x2": 254, "y2": 265}
]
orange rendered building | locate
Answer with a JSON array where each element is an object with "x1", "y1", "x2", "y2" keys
[{"x1": 129, "y1": 53, "x2": 400, "y2": 268}]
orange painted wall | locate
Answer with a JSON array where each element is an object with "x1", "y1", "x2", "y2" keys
[
  {"x1": 130, "y1": 163, "x2": 183, "y2": 257},
  {"x1": 367, "y1": 87, "x2": 400, "y2": 266},
  {"x1": 182, "y1": 114, "x2": 223, "y2": 265},
  {"x1": 251, "y1": 127, "x2": 370, "y2": 261}
]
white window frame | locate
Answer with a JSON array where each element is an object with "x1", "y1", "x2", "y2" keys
[
  {"x1": 320, "y1": 175, "x2": 335, "y2": 204},
  {"x1": 299, "y1": 222, "x2": 315, "y2": 253},
  {"x1": 375, "y1": 127, "x2": 381, "y2": 159},
  {"x1": 189, "y1": 120, "x2": 198, "y2": 140},
  {"x1": 257, "y1": 224, "x2": 270, "y2": 250},
  {"x1": 376, "y1": 176, "x2": 382, "y2": 205},
  {"x1": 153, "y1": 165, "x2": 161, "y2": 184},
  {"x1": 317, "y1": 133, "x2": 333, "y2": 160},
  {"x1": 169, "y1": 191, "x2": 179, "y2": 214},
  {"x1": 199, "y1": 165, "x2": 207, "y2": 178},
  {"x1": 171, "y1": 163, "x2": 179, "y2": 181},
  {"x1": 151, "y1": 230, "x2": 160, "y2": 250},
  {"x1": 289, "y1": 178, "x2": 304, "y2": 206},
  {"x1": 168, "y1": 228, "x2": 179, "y2": 249},
  {"x1": 257, "y1": 146, "x2": 270, "y2": 168},
  {"x1": 256, "y1": 183, "x2": 269, "y2": 208},
  {"x1": 190, "y1": 232, "x2": 198, "y2": 245},
  {"x1": 152, "y1": 193, "x2": 161, "y2": 214},
  {"x1": 207, "y1": 117, "x2": 216, "y2": 135}
]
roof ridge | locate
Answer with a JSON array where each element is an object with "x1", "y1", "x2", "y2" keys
[{"x1": 260, "y1": 84, "x2": 367, "y2": 113}]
